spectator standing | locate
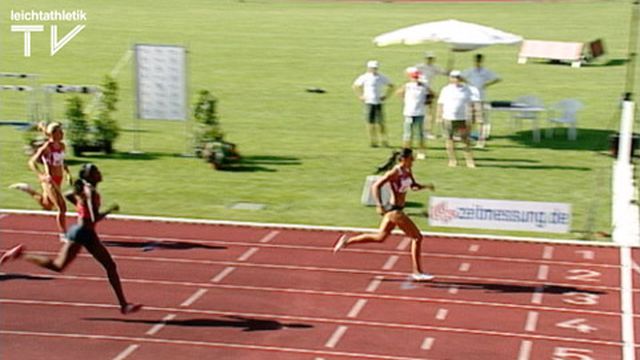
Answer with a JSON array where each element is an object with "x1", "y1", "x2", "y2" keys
[
  {"x1": 436, "y1": 70, "x2": 482, "y2": 168},
  {"x1": 415, "y1": 52, "x2": 447, "y2": 139},
  {"x1": 462, "y1": 54, "x2": 501, "y2": 147},
  {"x1": 396, "y1": 67, "x2": 432, "y2": 154},
  {"x1": 353, "y1": 60, "x2": 394, "y2": 147}
]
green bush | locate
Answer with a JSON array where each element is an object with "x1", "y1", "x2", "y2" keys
[
  {"x1": 93, "y1": 75, "x2": 120, "y2": 152},
  {"x1": 66, "y1": 96, "x2": 90, "y2": 148}
]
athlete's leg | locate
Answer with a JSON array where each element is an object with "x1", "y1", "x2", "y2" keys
[
  {"x1": 42, "y1": 183, "x2": 67, "y2": 234},
  {"x1": 83, "y1": 237, "x2": 129, "y2": 308},
  {"x1": 23, "y1": 241, "x2": 82, "y2": 272},
  {"x1": 394, "y1": 213, "x2": 424, "y2": 274},
  {"x1": 334, "y1": 213, "x2": 396, "y2": 252}
]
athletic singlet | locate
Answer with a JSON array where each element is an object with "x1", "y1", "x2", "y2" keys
[
  {"x1": 43, "y1": 143, "x2": 65, "y2": 168},
  {"x1": 390, "y1": 166, "x2": 413, "y2": 194},
  {"x1": 76, "y1": 186, "x2": 101, "y2": 220}
]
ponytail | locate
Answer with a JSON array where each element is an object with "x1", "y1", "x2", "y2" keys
[{"x1": 376, "y1": 150, "x2": 401, "y2": 174}]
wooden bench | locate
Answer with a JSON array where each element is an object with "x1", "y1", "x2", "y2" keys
[{"x1": 518, "y1": 39, "x2": 604, "y2": 68}]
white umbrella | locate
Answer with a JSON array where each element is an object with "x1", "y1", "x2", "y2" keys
[{"x1": 373, "y1": 19, "x2": 523, "y2": 51}]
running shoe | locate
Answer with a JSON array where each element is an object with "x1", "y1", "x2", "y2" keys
[
  {"x1": 333, "y1": 234, "x2": 348, "y2": 253},
  {"x1": 0, "y1": 245, "x2": 24, "y2": 265},
  {"x1": 59, "y1": 233, "x2": 69, "y2": 243},
  {"x1": 411, "y1": 273, "x2": 435, "y2": 282},
  {"x1": 8, "y1": 183, "x2": 33, "y2": 193},
  {"x1": 121, "y1": 303, "x2": 143, "y2": 315}
]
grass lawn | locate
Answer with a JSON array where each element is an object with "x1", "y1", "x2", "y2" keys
[{"x1": 0, "y1": 0, "x2": 636, "y2": 240}]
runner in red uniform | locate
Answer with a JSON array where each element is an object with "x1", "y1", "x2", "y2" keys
[
  {"x1": 333, "y1": 148, "x2": 436, "y2": 281},
  {"x1": 9, "y1": 122, "x2": 72, "y2": 241},
  {"x1": 1, "y1": 164, "x2": 142, "y2": 315}
]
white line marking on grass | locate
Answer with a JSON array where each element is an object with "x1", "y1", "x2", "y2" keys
[
  {"x1": 180, "y1": 289, "x2": 207, "y2": 307},
  {"x1": 531, "y1": 286, "x2": 544, "y2": 305},
  {"x1": 237, "y1": 247, "x2": 259, "y2": 262},
  {"x1": 210, "y1": 267, "x2": 235, "y2": 283},
  {"x1": 420, "y1": 337, "x2": 435, "y2": 350},
  {"x1": 382, "y1": 255, "x2": 399, "y2": 270},
  {"x1": 468, "y1": 244, "x2": 480, "y2": 252},
  {"x1": 525, "y1": 311, "x2": 539, "y2": 332},
  {"x1": 448, "y1": 286, "x2": 459, "y2": 295},
  {"x1": 517, "y1": 340, "x2": 533, "y2": 360},
  {"x1": 542, "y1": 246, "x2": 554, "y2": 260},
  {"x1": 110, "y1": 49, "x2": 132, "y2": 78},
  {"x1": 536, "y1": 265, "x2": 549, "y2": 281},
  {"x1": 435, "y1": 308, "x2": 448, "y2": 321},
  {"x1": 259, "y1": 230, "x2": 279, "y2": 243},
  {"x1": 325, "y1": 326, "x2": 348, "y2": 348},
  {"x1": 347, "y1": 299, "x2": 367, "y2": 318},
  {"x1": 397, "y1": 238, "x2": 412, "y2": 251},
  {"x1": 145, "y1": 314, "x2": 176, "y2": 335},
  {"x1": 458, "y1": 263, "x2": 471, "y2": 272},
  {"x1": 112, "y1": 344, "x2": 140, "y2": 360},
  {"x1": 365, "y1": 276, "x2": 384, "y2": 293}
]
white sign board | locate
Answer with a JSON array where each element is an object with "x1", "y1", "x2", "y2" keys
[
  {"x1": 135, "y1": 44, "x2": 187, "y2": 120},
  {"x1": 428, "y1": 196, "x2": 571, "y2": 233},
  {"x1": 360, "y1": 175, "x2": 391, "y2": 206}
]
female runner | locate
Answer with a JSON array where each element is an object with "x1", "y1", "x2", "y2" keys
[{"x1": 334, "y1": 148, "x2": 435, "y2": 281}]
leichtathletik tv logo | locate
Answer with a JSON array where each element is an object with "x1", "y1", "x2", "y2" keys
[{"x1": 9, "y1": 9, "x2": 87, "y2": 57}]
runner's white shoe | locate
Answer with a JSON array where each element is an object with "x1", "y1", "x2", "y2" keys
[
  {"x1": 333, "y1": 235, "x2": 348, "y2": 253},
  {"x1": 120, "y1": 303, "x2": 143, "y2": 315},
  {"x1": 411, "y1": 273, "x2": 435, "y2": 282},
  {"x1": 8, "y1": 183, "x2": 33, "y2": 193},
  {"x1": 0, "y1": 245, "x2": 24, "y2": 265}
]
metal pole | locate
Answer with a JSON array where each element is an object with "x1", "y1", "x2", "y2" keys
[{"x1": 624, "y1": 0, "x2": 639, "y2": 98}]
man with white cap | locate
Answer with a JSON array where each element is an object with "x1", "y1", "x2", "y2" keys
[
  {"x1": 436, "y1": 70, "x2": 482, "y2": 168},
  {"x1": 415, "y1": 51, "x2": 447, "y2": 139},
  {"x1": 352, "y1": 60, "x2": 394, "y2": 147}
]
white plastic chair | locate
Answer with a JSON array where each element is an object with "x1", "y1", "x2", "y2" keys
[
  {"x1": 511, "y1": 95, "x2": 544, "y2": 141},
  {"x1": 546, "y1": 99, "x2": 583, "y2": 140}
]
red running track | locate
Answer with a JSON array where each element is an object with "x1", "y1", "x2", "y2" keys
[{"x1": 0, "y1": 212, "x2": 638, "y2": 359}]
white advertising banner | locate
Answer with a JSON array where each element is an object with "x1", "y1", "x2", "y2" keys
[
  {"x1": 428, "y1": 196, "x2": 571, "y2": 233},
  {"x1": 135, "y1": 44, "x2": 187, "y2": 120}
]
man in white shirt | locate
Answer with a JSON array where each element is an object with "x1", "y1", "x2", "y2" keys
[
  {"x1": 436, "y1": 70, "x2": 482, "y2": 168},
  {"x1": 462, "y1": 54, "x2": 501, "y2": 147},
  {"x1": 415, "y1": 52, "x2": 447, "y2": 139},
  {"x1": 353, "y1": 60, "x2": 394, "y2": 147}
]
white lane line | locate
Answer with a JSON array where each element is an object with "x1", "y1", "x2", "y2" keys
[
  {"x1": 517, "y1": 340, "x2": 533, "y2": 360},
  {"x1": 145, "y1": 314, "x2": 176, "y2": 335},
  {"x1": 396, "y1": 238, "x2": 412, "y2": 251},
  {"x1": 468, "y1": 244, "x2": 480, "y2": 252},
  {"x1": 448, "y1": 286, "x2": 459, "y2": 295},
  {"x1": 180, "y1": 289, "x2": 208, "y2": 307},
  {"x1": 237, "y1": 247, "x2": 259, "y2": 262},
  {"x1": 325, "y1": 326, "x2": 348, "y2": 348},
  {"x1": 365, "y1": 276, "x2": 384, "y2": 293},
  {"x1": 112, "y1": 344, "x2": 140, "y2": 360},
  {"x1": 576, "y1": 250, "x2": 595, "y2": 260},
  {"x1": 632, "y1": 261, "x2": 640, "y2": 276},
  {"x1": 259, "y1": 230, "x2": 280, "y2": 243},
  {"x1": 620, "y1": 246, "x2": 636, "y2": 360},
  {"x1": 458, "y1": 263, "x2": 471, "y2": 272},
  {"x1": 531, "y1": 286, "x2": 544, "y2": 305},
  {"x1": 536, "y1": 265, "x2": 549, "y2": 281},
  {"x1": 347, "y1": 299, "x2": 368, "y2": 318},
  {"x1": 210, "y1": 267, "x2": 236, "y2": 283},
  {"x1": 5, "y1": 229, "x2": 620, "y2": 271},
  {"x1": 542, "y1": 246, "x2": 554, "y2": 260},
  {"x1": 435, "y1": 308, "x2": 448, "y2": 321},
  {"x1": 420, "y1": 337, "x2": 435, "y2": 350},
  {"x1": 524, "y1": 311, "x2": 539, "y2": 332},
  {"x1": 1, "y1": 309, "x2": 624, "y2": 346},
  {"x1": 382, "y1": 255, "x2": 399, "y2": 270}
]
